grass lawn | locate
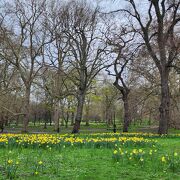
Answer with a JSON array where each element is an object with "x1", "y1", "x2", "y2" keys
[{"x1": 0, "y1": 132, "x2": 179, "y2": 180}]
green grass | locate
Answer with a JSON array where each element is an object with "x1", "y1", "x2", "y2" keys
[
  {"x1": 0, "y1": 134, "x2": 179, "y2": 180},
  {"x1": 4, "y1": 122, "x2": 180, "y2": 135}
]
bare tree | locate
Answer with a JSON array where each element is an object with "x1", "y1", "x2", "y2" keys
[
  {"x1": 100, "y1": 81, "x2": 119, "y2": 127},
  {"x1": 0, "y1": 0, "x2": 51, "y2": 132},
  {"x1": 116, "y1": 0, "x2": 180, "y2": 134},
  {"x1": 44, "y1": 2, "x2": 70, "y2": 132},
  {"x1": 105, "y1": 26, "x2": 137, "y2": 132},
  {"x1": 60, "y1": 1, "x2": 108, "y2": 133}
]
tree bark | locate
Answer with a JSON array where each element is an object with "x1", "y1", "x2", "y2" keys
[
  {"x1": 34, "y1": 112, "x2": 36, "y2": 126},
  {"x1": 122, "y1": 93, "x2": 130, "y2": 132},
  {"x1": 72, "y1": 90, "x2": 85, "y2": 133},
  {"x1": 85, "y1": 97, "x2": 90, "y2": 126},
  {"x1": 85, "y1": 109, "x2": 90, "y2": 126},
  {"x1": 113, "y1": 80, "x2": 130, "y2": 132},
  {"x1": 0, "y1": 114, "x2": 4, "y2": 133},
  {"x1": 22, "y1": 87, "x2": 31, "y2": 133},
  {"x1": 49, "y1": 110, "x2": 52, "y2": 126},
  {"x1": 158, "y1": 69, "x2": 170, "y2": 134},
  {"x1": 65, "y1": 111, "x2": 69, "y2": 128},
  {"x1": 53, "y1": 100, "x2": 60, "y2": 132},
  {"x1": 71, "y1": 112, "x2": 74, "y2": 126},
  {"x1": 148, "y1": 110, "x2": 152, "y2": 126}
]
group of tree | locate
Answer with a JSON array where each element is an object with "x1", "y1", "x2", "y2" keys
[{"x1": 0, "y1": 0, "x2": 179, "y2": 134}]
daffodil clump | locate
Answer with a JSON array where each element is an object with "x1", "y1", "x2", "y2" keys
[
  {"x1": 89, "y1": 132, "x2": 180, "y2": 138},
  {"x1": 112, "y1": 145, "x2": 179, "y2": 172},
  {"x1": 5, "y1": 158, "x2": 20, "y2": 179},
  {"x1": 0, "y1": 133, "x2": 157, "y2": 149}
]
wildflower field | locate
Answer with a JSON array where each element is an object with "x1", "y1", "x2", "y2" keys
[{"x1": 0, "y1": 132, "x2": 179, "y2": 180}]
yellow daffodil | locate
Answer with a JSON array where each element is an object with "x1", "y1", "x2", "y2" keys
[
  {"x1": 161, "y1": 156, "x2": 166, "y2": 163},
  {"x1": 139, "y1": 149, "x2": 143, "y2": 153},
  {"x1": 133, "y1": 149, "x2": 137, "y2": 154},
  {"x1": 38, "y1": 161, "x2": 43, "y2": 165},
  {"x1": 7, "y1": 159, "x2": 13, "y2": 164},
  {"x1": 113, "y1": 150, "x2": 118, "y2": 154}
]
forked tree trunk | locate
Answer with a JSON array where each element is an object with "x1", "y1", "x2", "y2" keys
[
  {"x1": 113, "y1": 81, "x2": 130, "y2": 133},
  {"x1": 22, "y1": 87, "x2": 31, "y2": 133},
  {"x1": 72, "y1": 91, "x2": 85, "y2": 133},
  {"x1": 158, "y1": 69, "x2": 170, "y2": 134}
]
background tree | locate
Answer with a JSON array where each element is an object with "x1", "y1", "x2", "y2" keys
[
  {"x1": 105, "y1": 25, "x2": 137, "y2": 132},
  {"x1": 0, "y1": 0, "x2": 52, "y2": 132},
  {"x1": 118, "y1": 0, "x2": 180, "y2": 134},
  {"x1": 60, "y1": 1, "x2": 108, "y2": 133}
]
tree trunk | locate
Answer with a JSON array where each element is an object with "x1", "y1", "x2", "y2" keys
[
  {"x1": 85, "y1": 98, "x2": 90, "y2": 126},
  {"x1": 44, "y1": 112, "x2": 47, "y2": 129},
  {"x1": 122, "y1": 93, "x2": 130, "y2": 132},
  {"x1": 85, "y1": 109, "x2": 90, "y2": 126},
  {"x1": 71, "y1": 112, "x2": 74, "y2": 126},
  {"x1": 0, "y1": 115, "x2": 4, "y2": 133},
  {"x1": 53, "y1": 100, "x2": 60, "y2": 132},
  {"x1": 158, "y1": 69, "x2": 170, "y2": 134},
  {"x1": 34, "y1": 112, "x2": 36, "y2": 126},
  {"x1": 65, "y1": 111, "x2": 69, "y2": 128},
  {"x1": 72, "y1": 91, "x2": 85, "y2": 133},
  {"x1": 22, "y1": 87, "x2": 31, "y2": 133},
  {"x1": 106, "y1": 108, "x2": 111, "y2": 127},
  {"x1": 148, "y1": 110, "x2": 152, "y2": 126},
  {"x1": 49, "y1": 111, "x2": 52, "y2": 126},
  {"x1": 44, "y1": 121, "x2": 47, "y2": 129},
  {"x1": 16, "y1": 116, "x2": 19, "y2": 126},
  {"x1": 61, "y1": 118, "x2": 64, "y2": 126},
  {"x1": 85, "y1": 119, "x2": 89, "y2": 126},
  {"x1": 113, "y1": 80, "x2": 130, "y2": 132}
]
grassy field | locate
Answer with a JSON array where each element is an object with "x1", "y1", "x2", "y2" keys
[{"x1": 0, "y1": 132, "x2": 179, "y2": 180}]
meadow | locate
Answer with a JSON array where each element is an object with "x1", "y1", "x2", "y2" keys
[{"x1": 0, "y1": 132, "x2": 179, "y2": 180}]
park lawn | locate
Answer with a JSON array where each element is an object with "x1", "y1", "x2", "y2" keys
[{"x1": 0, "y1": 133, "x2": 179, "y2": 180}]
